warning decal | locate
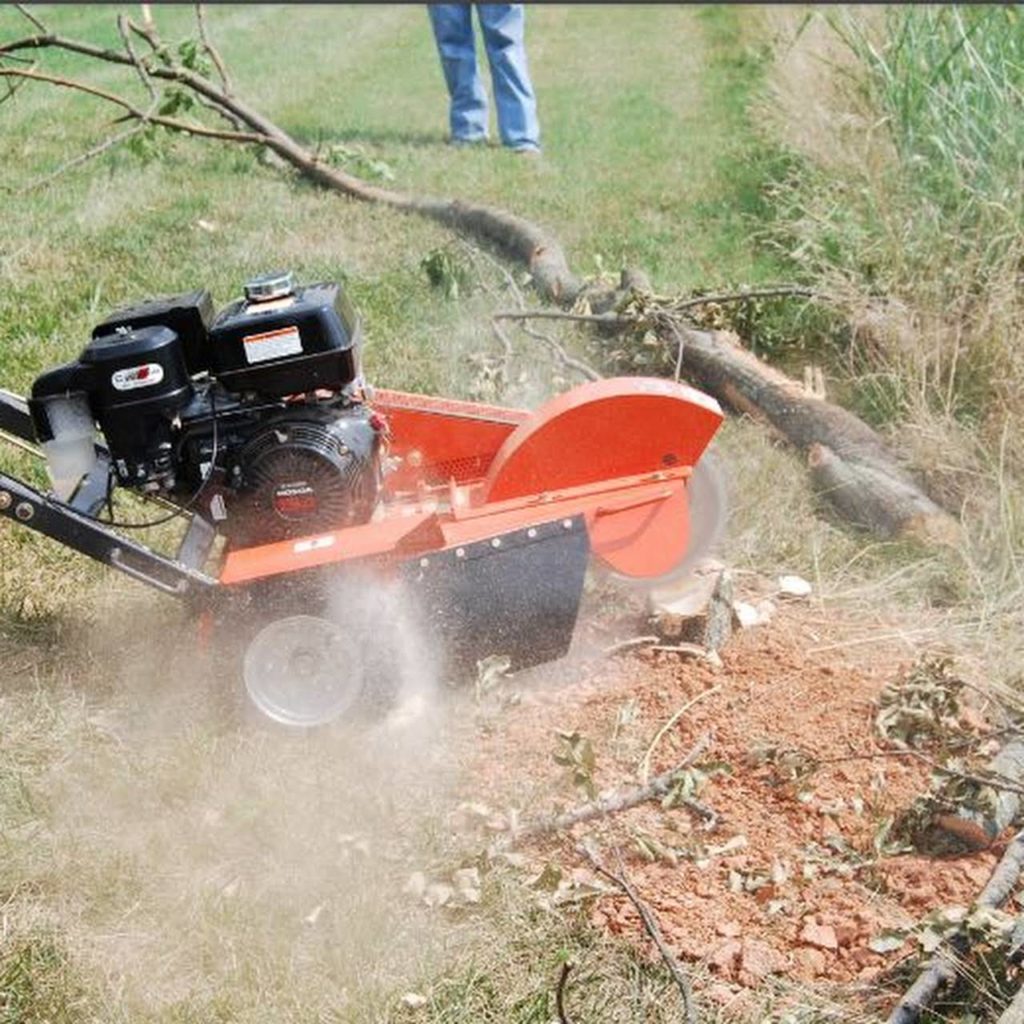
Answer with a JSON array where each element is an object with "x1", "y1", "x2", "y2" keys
[{"x1": 243, "y1": 326, "x2": 303, "y2": 364}]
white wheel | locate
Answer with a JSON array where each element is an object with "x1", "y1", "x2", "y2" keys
[{"x1": 242, "y1": 614, "x2": 363, "y2": 727}]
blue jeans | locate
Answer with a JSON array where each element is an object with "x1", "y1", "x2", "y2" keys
[{"x1": 427, "y1": 4, "x2": 541, "y2": 152}]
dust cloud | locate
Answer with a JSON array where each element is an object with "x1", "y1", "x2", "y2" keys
[{"x1": 14, "y1": 575, "x2": 460, "y2": 1019}]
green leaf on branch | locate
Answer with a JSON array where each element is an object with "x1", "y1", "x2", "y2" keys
[{"x1": 553, "y1": 729, "x2": 598, "y2": 799}]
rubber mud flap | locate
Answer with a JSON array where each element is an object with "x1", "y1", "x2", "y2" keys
[{"x1": 400, "y1": 514, "x2": 590, "y2": 677}]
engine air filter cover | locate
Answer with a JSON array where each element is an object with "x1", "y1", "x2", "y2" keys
[
  {"x1": 80, "y1": 325, "x2": 194, "y2": 414},
  {"x1": 209, "y1": 280, "x2": 360, "y2": 396}
]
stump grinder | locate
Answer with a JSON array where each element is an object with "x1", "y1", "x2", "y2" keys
[{"x1": 0, "y1": 271, "x2": 724, "y2": 726}]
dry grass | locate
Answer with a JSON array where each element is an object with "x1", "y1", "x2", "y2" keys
[
  {"x1": 755, "y1": 6, "x2": 894, "y2": 179},
  {"x1": 737, "y1": 7, "x2": 1024, "y2": 715}
]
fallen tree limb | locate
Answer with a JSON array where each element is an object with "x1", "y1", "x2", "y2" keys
[
  {"x1": 0, "y1": 8, "x2": 583, "y2": 306},
  {"x1": 931, "y1": 737, "x2": 1024, "y2": 851},
  {"x1": 665, "y1": 323, "x2": 959, "y2": 544},
  {"x1": 496, "y1": 304, "x2": 957, "y2": 541},
  {"x1": 499, "y1": 733, "x2": 712, "y2": 849},
  {"x1": 579, "y1": 844, "x2": 699, "y2": 1024},
  {"x1": 887, "y1": 828, "x2": 1024, "y2": 1024}
]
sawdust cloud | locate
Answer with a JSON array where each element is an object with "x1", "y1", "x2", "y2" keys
[
  {"x1": 12, "y1": 301, "x2": 607, "y2": 1015},
  {"x1": 25, "y1": 576, "x2": 458, "y2": 1018}
]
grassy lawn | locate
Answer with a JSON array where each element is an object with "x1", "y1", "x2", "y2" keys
[
  {"x1": 0, "y1": 4, "x2": 789, "y2": 390},
  {"x1": 0, "y1": 5, "x2": 874, "y2": 1022}
]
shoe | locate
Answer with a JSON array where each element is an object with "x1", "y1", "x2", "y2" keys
[
  {"x1": 511, "y1": 146, "x2": 541, "y2": 158},
  {"x1": 449, "y1": 136, "x2": 488, "y2": 149}
]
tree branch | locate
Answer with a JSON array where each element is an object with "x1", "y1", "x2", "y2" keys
[
  {"x1": 500, "y1": 733, "x2": 712, "y2": 848},
  {"x1": 494, "y1": 309, "x2": 625, "y2": 327},
  {"x1": 194, "y1": 4, "x2": 232, "y2": 96},
  {"x1": 0, "y1": 67, "x2": 265, "y2": 144},
  {"x1": 888, "y1": 829, "x2": 1024, "y2": 1024},
  {"x1": 911, "y1": 749, "x2": 1024, "y2": 801},
  {"x1": 667, "y1": 284, "x2": 824, "y2": 313},
  {"x1": 0, "y1": 66, "x2": 33, "y2": 107},
  {"x1": 116, "y1": 13, "x2": 156, "y2": 102},
  {"x1": 0, "y1": 22, "x2": 582, "y2": 303},
  {"x1": 515, "y1": 319, "x2": 602, "y2": 382},
  {"x1": 555, "y1": 961, "x2": 576, "y2": 1024},
  {"x1": 579, "y1": 845, "x2": 699, "y2": 1024},
  {"x1": 15, "y1": 117, "x2": 150, "y2": 195},
  {"x1": 638, "y1": 686, "x2": 721, "y2": 785},
  {"x1": 13, "y1": 4, "x2": 46, "y2": 34}
]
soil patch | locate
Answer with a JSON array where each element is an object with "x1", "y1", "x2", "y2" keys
[{"x1": 457, "y1": 597, "x2": 1001, "y2": 1006}]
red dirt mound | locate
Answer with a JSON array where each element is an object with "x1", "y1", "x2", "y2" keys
[{"x1": 458, "y1": 601, "x2": 1002, "y2": 1005}]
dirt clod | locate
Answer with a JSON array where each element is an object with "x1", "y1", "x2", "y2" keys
[{"x1": 799, "y1": 921, "x2": 839, "y2": 952}]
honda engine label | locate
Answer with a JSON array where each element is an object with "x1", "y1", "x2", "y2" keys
[
  {"x1": 243, "y1": 326, "x2": 303, "y2": 364},
  {"x1": 111, "y1": 363, "x2": 164, "y2": 391},
  {"x1": 274, "y1": 480, "x2": 318, "y2": 518}
]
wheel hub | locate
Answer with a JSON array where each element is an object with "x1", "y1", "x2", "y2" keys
[{"x1": 243, "y1": 614, "x2": 362, "y2": 727}]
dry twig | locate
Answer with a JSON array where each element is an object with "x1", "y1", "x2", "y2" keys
[
  {"x1": 501, "y1": 733, "x2": 712, "y2": 849},
  {"x1": 603, "y1": 635, "x2": 660, "y2": 656},
  {"x1": 638, "y1": 685, "x2": 721, "y2": 785},
  {"x1": 911, "y1": 749, "x2": 1024, "y2": 800},
  {"x1": 579, "y1": 844, "x2": 698, "y2": 1024},
  {"x1": 667, "y1": 284, "x2": 823, "y2": 313},
  {"x1": 555, "y1": 960, "x2": 575, "y2": 1024},
  {"x1": 194, "y1": 3, "x2": 232, "y2": 95},
  {"x1": 13, "y1": 3, "x2": 46, "y2": 33}
]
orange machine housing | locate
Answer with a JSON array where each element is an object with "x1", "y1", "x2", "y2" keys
[{"x1": 220, "y1": 377, "x2": 723, "y2": 587}]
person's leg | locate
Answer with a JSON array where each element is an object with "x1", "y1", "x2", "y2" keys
[
  {"x1": 476, "y1": 4, "x2": 540, "y2": 152},
  {"x1": 428, "y1": 4, "x2": 489, "y2": 143}
]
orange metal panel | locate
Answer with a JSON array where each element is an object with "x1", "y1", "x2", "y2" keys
[
  {"x1": 218, "y1": 468, "x2": 690, "y2": 585},
  {"x1": 483, "y1": 377, "x2": 722, "y2": 502},
  {"x1": 372, "y1": 389, "x2": 528, "y2": 491},
  {"x1": 219, "y1": 510, "x2": 442, "y2": 584}
]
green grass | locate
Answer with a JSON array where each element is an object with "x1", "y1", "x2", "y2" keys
[{"x1": 0, "y1": 5, "x2": 908, "y2": 1022}]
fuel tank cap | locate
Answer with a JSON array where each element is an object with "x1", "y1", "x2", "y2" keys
[{"x1": 244, "y1": 270, "x2": 294, "y2": 303}]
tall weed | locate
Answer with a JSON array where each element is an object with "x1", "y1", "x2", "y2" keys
[
  {"x1": 760, "y1": 5, "x2": 1024, "y2": 657},
  {"x1": 765, "y1": 6, "x2": 1024, "y2": 424}
]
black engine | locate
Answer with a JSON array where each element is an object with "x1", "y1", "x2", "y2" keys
[{"x1": 29, "y1": 272, "x2": 384, "y2": 546}]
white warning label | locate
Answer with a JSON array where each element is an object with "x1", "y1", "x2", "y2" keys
[{"x1": 243, "y1": 326, "x2": 302, "y2": 364}]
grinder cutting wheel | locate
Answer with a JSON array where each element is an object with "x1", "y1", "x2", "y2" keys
[{"x1": 0, "y1": 271, "x2": 726, "y2": 727}]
